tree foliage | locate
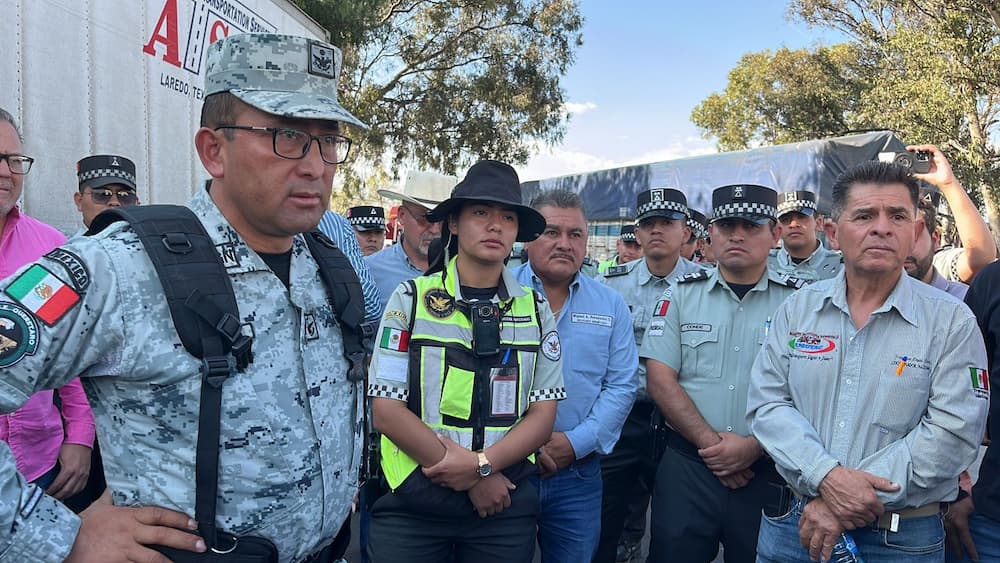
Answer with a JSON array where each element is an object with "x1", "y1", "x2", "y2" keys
[
  {"x1": 293, "y1": 0, "x2": 583, "y2": 198},
  {"x1": 692, "y1": 0, "x2": 1000, "y2": 239}
]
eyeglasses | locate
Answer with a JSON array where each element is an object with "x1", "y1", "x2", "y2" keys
[
  {"x1": 0, "y1": 154, "x2": 34, "y2": 175},
  {"x1": 401, "y1": 204, "x2": 433, "y2": 226},
  {"x1": 87, "y1": 188, "x2": 139, "y2": 206},
  {"x1": 215, "y1": 125, "x2": 352, "y2": 165}
]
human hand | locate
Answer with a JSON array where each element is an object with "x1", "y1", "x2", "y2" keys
[
  {"x1": 698, "y1": 432, "x2": 761, "y2": 476},
  {"x1": 717, "y1": 468, "x2": 754, "y2": 490},
  {"x1": 467, "y1": 473, "x2": 516, "y2": 518},
  {"x1": 422, "y1": 434, "x2": 480, "y2": 491},
  {"x1": 818, "y1": 466, "x2": 898, "y2": 528},
  {"x1": 538, "y1": 432, "x2": 576, "y2": 476},
  {"x1": 48, "y1": 443, "x2": 92, "y2": 499},
  {"x1": 536, "y1": 448, "x2": 559, "y2": 478},
  {"x1": 64, "y1": 489, "x2": 205, "y2": 563},
  {"x1": 798, "y1": 497, "x2": 843, "y2": 563},
  {"x1": 908, "y1": 144, "x2": 958, "y2": 189},
  {"x1": 945, "y1": 494, "x2": 980, "y2": 561}
]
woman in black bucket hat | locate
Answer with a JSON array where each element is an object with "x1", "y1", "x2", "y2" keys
[{"x1": 366, "y1": 160, "x2": 565, "y2": 562}]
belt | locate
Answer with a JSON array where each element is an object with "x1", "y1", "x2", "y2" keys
[
  {"x1": 790, "y1": 489, "x2": 941, "y2": 532},
  {"x1": 875, "y1": 503, "x2": 942, "y2": 532}
]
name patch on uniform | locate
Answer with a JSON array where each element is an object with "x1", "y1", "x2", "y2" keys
[
  {"x1": 5, "y1": 265, "x2": 80, "y2": 326},
  {"x1": 571, "y1": 313, "x2": 612, "y2": 327},
  {"x1": 43, "y1": 248, "x2": 90, "y2": 291},
  {"x1": 424, "y1": 288, "x2": 455, "y2": 319},
  {"x1": 541, "y1": 331, "x2": 561, "y2": 361},
  {"x1": 0, "y1": 302, "x2": 39, "y2": 367},
  {"x1": 680, "y1": 323, "x2": 712, "y2": 332},
  {"x1": 502, "y1": 315, "x2": 532, "y2": 323},
  {"x1": 971, "y1": 368, "x2": 990, "y2": 400},
  {"x1": 787, "y1": 332, "x2": 836, "y2": 354}
]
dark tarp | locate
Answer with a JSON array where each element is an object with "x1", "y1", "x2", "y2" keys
[{"x1": 521, "y1": 131, "x2": 908, "y2": 221}]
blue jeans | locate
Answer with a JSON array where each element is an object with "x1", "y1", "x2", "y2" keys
[
  {"x1": 531, "y1": 455, "x2": 603, "y2": 563},
  {"x1": 947, "y1": 511, "x2": 1000, "y2": 562},
  {"x1": 757, "y1": 497, "x2": 945, "y2": 562}
]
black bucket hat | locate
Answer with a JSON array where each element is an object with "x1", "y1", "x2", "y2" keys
[{"x1": 426, "y1": 160, "x2": 546, "y2": 243}]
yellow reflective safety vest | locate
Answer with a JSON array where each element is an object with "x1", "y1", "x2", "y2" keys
[{"x1": 380, "y1": 259, "x2": 543, "y2": 489}]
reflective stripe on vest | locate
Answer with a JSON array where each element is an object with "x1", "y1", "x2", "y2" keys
[{"x1": 380, "y1": 259, "x2": 542, "y2": 489}]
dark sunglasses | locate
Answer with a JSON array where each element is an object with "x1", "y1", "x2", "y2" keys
[{"x1": 87, "y1": 188, "x2": 138, "y2": 205}]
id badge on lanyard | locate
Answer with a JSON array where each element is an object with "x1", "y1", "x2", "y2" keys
[{"x1": 489, "y1": 364, "x2": 518, "y2": 418}]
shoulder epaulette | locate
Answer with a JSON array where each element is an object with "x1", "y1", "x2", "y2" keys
[
  {"x1": 582, "y1": 256, "x2": 596, "y2": 267},
  {"x1": 677, "y1": 269, "x2": 711, "y2": 283},
  {"x1": 603, "y1": 264, "x2": 631, "y2": 277},
  {"x1": 780, "y1": 276, "x2": 808, "y2": 289}
]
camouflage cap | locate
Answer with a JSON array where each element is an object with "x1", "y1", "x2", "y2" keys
[{"x1": 204, "y1": 33, "x2": 368, "y2": 130}]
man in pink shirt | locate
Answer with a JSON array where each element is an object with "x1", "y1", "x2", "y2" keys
[{"x1": 0, "y1": 108, "x2": 95, "y2": 500}]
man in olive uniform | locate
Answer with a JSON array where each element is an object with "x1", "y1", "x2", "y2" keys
[
  {"x1": 768, "y1": 190, "x2": 842, "y2": 282},
  {"x1": 598, "y1": 225, "x2": 642, "y2": 273},
  {"x1": 641, "y1": 184, "x2": 802, "y2": 563},
  {"x1": 593, "y1": 187, "x2": 703, "y2": 563}
]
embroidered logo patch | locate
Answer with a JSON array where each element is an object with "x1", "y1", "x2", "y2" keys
[
  {"x1": 380, "y1": 327, "x2": 410, "y2": 352},
  {"x1": 43, "y1": 248, "x2": 90, "y2": 291},
  {"x1": 541, "y1": 331, "x2": 561, "y2": 361},
  {"x1": 424, "y1": 288, "x2": 456, "y2": 319},
  {"x1": 0, "y1": 302, "x2": 39, "y2": 367},
  {"x1": 971, "y1": 368, "x2": 990, "y2": 400},
  {"x1": 787, "y1": 332, "x2": 836, "y2": 354},
  {"x1": 5, "y1": 265, "x2": 80, "y2": 326}
]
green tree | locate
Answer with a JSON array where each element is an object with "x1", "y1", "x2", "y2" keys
[
  {"x1": 293, "y1": 0, "x2": 584, "y2": 199},
  {"x1": 692, "y1": 0, "x2": 1000, "y2": 239},
  {"x1": 691, "y1": 44, "x2": 869, "y2": 151}
]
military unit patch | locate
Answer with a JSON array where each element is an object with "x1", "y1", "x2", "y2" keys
[
  {"x1": 541, "y1": 330, "x2": 561, "y2": 361},
  {"x1": 5, "y1": 265, "x2": 80, "y2": 326},
  {"x1": 0, "y1": 302, "x2": 39, "y2": 367},
  {"x1": 43, "y1": 248, "x2": 90, "y2": 291},
  {"x1": 425, "y1": 288, "x2": 456, "y2": 319}
]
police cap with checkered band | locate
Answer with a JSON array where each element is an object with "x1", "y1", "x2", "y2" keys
[
  {"x1": 776, "y1": 190, "x2": 818, "y2": 218},
  {"x1": 636, "y1": 188, "x2": 687, "y2": 222},
  {"x1": 346, "y1": 205, "x2": 386, "y2": 232},
  {"x1": 710, "y1": 184, "x2": 777, "y2": 224},
  {"x1": 77, "y1": 154, "x2": 137, "y2": 191}
]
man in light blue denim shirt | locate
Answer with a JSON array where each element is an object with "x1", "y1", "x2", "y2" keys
[
  {"x1": 748, "y1": 161, "x2": 989, "y2": 563},
  {"x1": 513, "y1": 189, "x2": 637, "y2": 563}
]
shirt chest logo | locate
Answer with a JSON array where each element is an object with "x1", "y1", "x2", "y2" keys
[{"x1": 788, "y1": 332, "x2": 836, "y2": 354}]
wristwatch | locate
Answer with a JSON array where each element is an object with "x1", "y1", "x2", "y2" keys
[{"x1": 476, "y1": 451, "x2": 493, "y2": 478}]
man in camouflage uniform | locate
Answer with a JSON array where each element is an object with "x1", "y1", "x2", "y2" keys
[
  {"x1": 767, "y1": 190, "x2": 842, "y2": 282},
  {"x1": 0, "y1": 33, "x2": 365, "y2": 563}
]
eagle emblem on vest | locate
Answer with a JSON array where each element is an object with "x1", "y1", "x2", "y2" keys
[{"x1": 425, "y1": 288, "x2": 456, "y2": 318}]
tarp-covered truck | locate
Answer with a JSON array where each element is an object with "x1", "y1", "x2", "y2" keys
[{"x1": 2, "y1": 0, "x2": 326, "y2": 234}]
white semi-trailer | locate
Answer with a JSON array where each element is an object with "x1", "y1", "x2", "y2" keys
[{"x1": 2, "y1": 0, "x2": 326, "y2": 234}]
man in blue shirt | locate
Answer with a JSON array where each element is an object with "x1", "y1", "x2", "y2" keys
[
  {"x1": 317, "y1": 209, "x2": 381, "y2": 323},
  {"x1": 513, "y1": 189, "x2": 638, "y2": 563}
]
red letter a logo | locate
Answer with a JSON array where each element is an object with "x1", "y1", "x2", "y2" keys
[{"x1": 142, "y1": 0, "x2": 182, "y2": 68}]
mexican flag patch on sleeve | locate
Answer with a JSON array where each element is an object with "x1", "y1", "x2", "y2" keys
[{"x1": 4, "y1": 265, "x2": 80, "y2": 326}]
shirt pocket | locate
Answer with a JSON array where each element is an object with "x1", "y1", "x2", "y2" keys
[
  {"x1": 871, "y1": 365, "x2": 931, "y2": 438},
  {"x1": 680, "y1": 326, "x2": 721, "y2": 379},
  {"x1": 440, "y1": 366, "x2": 475, "y2": 420}
]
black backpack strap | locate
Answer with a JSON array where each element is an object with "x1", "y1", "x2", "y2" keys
[
  {"x1": 303, "y1": 231, "x2": 368, "y2": 382},
  {"x1": 88, "y1": 205, "x2": 251, "y2": 550}
]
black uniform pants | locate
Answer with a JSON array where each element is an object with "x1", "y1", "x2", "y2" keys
[
  {"x1": 367, "y1": 477, "x2": 539, "y2": 563},
  {"x1": 647, "y1": 431, "x2": 783, "y2": 563},
  {"x1": 594, "y1": 401, "x2": 662, "y2": 563}
]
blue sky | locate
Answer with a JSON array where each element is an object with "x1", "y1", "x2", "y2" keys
[{"x1": 518, "y1": 1, "x2": 848, "y2": 180}]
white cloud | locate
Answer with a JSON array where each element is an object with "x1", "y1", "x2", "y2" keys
[{"x1": 563, "y1": 101, "x2": 598, "y2": 115}]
